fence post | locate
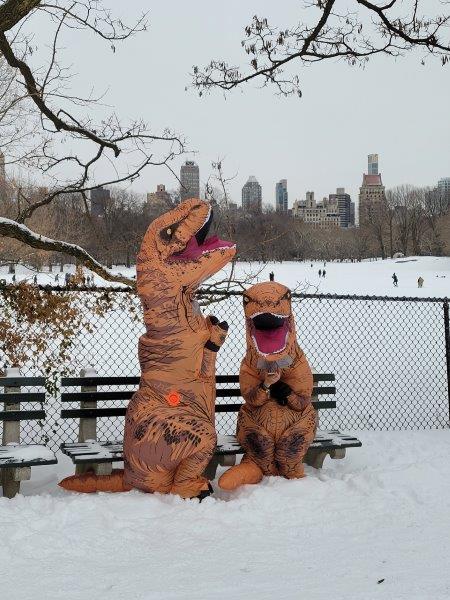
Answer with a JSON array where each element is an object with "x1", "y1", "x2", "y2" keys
[{"x1": 444, "y1": 300, "x2": 450, "y2": 424}]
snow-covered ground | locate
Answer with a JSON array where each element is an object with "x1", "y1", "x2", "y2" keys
[
  {"x1": 1, "y1": 258, "x2": 449, "y2": 598},
  {"x1": 1, "y1": 430, "x2": 450, "y2": 600},
  {"x1": 1, "y1": 255, "x2": 449, "y2": 297}
]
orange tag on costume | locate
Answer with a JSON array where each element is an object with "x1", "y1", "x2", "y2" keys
[{"x1": 166, "y1": 390, "x2": 181, "y2": 407}]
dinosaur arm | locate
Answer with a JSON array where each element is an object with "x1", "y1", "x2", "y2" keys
[
  {"x1": 239, "y1": 360, "x2": 269, "y2": 408},
  {"x1": 199, "y1": 316, "x2": 228, "y2": 379},
  {"x1": 283, "y1": 351, "x2": 314, "y2": 412}
]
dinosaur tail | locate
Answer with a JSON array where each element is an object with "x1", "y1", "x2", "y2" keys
[
  {"x1": 218, "y1": 459, "x2": 263, "y2": 491},
  {"x1": 58, "y1": 469, "x2": 132, "y2": 493}
]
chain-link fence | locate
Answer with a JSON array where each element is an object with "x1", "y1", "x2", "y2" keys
[{"x1": 1, "y1": 287, "x2": 449, "y2": 450}]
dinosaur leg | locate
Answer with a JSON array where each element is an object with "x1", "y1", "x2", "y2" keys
[
  {"x1": 171, "y1": 445, "x2": 215, "y2": 499},
  {"x1": 236, "y1": 406, "x2": 277, "y2": 475},
  {"x1": 274, "y1": 404, "x2": 316, "y2": 479}
]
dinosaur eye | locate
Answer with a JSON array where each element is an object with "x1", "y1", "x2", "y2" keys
[
  {"x1": 160, "y1": 224, "x2": 176, "y2": 242},
  {"x1": 243, "y1": 296, "x2": 250, "y2": 304}
]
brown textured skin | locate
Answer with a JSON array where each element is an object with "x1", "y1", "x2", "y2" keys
[
  {"x1": 60, "y1": 199, "x2": 235, "y2": 498},
  {"x1": 218, "y1": 282, "x2": 316, "y2": 491},
  {"x1": 123, "y1": 199, "x2": 235, "y2": 498}
]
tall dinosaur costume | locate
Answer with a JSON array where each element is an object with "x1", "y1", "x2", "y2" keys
[
  {"x1": 60, "y1": 199, "x2": 235, "y2": 498},
  {"x1": 219, "y1": 281, "x2": 316, "y2": 491}
]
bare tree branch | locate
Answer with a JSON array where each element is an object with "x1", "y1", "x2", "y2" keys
[
  {"x1": 0, "y1": 216, "x2": 135, "y2": 286},
  {"x1": 193, "y1": 0, "x2": 450, "y2": 97}
]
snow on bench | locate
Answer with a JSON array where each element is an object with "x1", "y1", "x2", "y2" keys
[{"x1": 0, "y1": 444, "x2": 57, "y2": 467}]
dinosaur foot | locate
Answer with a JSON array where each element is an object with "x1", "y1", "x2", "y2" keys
[{"x1": 195, "y1": 482, "x2": 214, "y2": 502}]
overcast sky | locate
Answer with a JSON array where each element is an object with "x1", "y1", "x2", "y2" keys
[{"x1": 35, "y1": 1, "x2": 450, "y2": 208}]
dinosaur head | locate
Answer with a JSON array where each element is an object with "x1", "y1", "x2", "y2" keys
[
  {"x1": 137, "y1": 198, "x2": 236, "y2": 291},
  {"x1": 243, "y1": 281, "x2": 296, "y2": 361}
]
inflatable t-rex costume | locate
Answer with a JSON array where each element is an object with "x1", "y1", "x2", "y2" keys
[
  {"x1": 219, "y1": 281, "x2": 316, "y2": 491},
  {"x1": 60, "y1": 199, "x2": 235, "y2": 498}
]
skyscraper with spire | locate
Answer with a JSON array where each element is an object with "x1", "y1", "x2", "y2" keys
[{"x1": 358, "y1": 154, "x2": 386, "y2": 225}]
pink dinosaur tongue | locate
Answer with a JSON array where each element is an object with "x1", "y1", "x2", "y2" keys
[
  {"x1": 253, "y1": 322, "x2": 289, "y2": 354},
  {"x1": 171, "y1": 235, "x2": 234, "y2": 261}
]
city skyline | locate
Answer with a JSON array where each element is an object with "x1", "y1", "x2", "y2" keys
[{"x1": 27, "y1": 1, "x2": 449, "y2": 211}]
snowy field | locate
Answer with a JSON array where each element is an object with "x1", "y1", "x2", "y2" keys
[
  {"x1": 1, "y1": 255, "x2": 449, "y2": 297},
  {"x1": 1, "y1": 258, "x2": 450, "y2": 598},
  {"x1": 1, "y1": 256, "x2": 449, "y2": 440},
  {"x1": 1, "y1": 430, "x2": 450, "y2": 600}
]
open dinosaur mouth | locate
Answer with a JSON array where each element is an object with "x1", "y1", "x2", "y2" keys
[
  {"x1": 170, "y1": 207, "x2": 235, "y2": 261},
  {"x1": 250, "y1": 312, "x2": 290, "y2": 355}
]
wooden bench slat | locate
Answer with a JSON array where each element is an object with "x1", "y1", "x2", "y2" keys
[
  {"x1": 0, "y1": 377, "x2": 46, "y2": 387},
  {"x1": 61, "y1": 374, "x2": 335, "y2": 387},
  {"x1": 0, "y1": 393, "x2": 46, "y2": 404},
  {"x1": 61, "y1": 391, "x2": 134, "y2": 402},
  {"x1": 312, "y1": 373, "x2": 335, "y2": 382},
  {"x1": 217, "y1": 386, "x2": 335, "y2": 398},
  {"x1": 217, "y1": 374, "x2": 335, "y2": 383},
  {"x1": 61, "y1": 400, "x2": 337, "y2": 420},
  {"x1": 0, "y1": 410, "x2": 46, "y2": 421},
  {"x1": 60, "y1": 430, "x2": 361, "y2": 464},
  {"x1": 215, "y1": 400, "x2": 336, "y2": 412},
  {"x1": 60, "y1": 386, "x2": 335, "y2": 403},
  {"x1": 61, "y1": 376, "x2": 140, "y2": 387},
  {"x1": 61, "y1": 408, "x2": 126, "y2": 419}
]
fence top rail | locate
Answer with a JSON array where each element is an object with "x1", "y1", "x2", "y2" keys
[{"x1": 11, "y1": 284, "x2": 448, "y2": 304}]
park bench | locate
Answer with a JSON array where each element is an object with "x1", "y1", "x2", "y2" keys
[
  {"x1": 60, "y1": 369, "x2": 361, "y2": 480},
  {"x1": 0, "y1": 369, "x2": 57, "y2": 498}
]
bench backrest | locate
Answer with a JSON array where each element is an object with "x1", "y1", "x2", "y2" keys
[
  {"x1": 1, "y1": 376, "x2": 47, "y2": 445},
  {"x1": 60, "y1": 374, "x2": 336, "y2": 421}
]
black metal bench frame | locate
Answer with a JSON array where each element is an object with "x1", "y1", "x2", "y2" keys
[
  {"x1": 60, "y1": 371, "x2": 362, "y2": 480},
  {"x1": 0, "y1": 373, "x2": 57, "y2": 498}
]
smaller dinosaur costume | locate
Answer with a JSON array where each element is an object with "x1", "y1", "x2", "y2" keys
[{"x1": 219, "y1": 281, "x2": 316, "y2": 491}]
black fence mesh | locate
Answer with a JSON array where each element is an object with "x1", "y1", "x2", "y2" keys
[{"x1": 1, "y1": 288, "x2": 449, "y2": 451}]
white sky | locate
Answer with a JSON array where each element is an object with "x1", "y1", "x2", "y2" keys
[{"x1": 31, "y1": 1, "x2": 450, "y2": 208}]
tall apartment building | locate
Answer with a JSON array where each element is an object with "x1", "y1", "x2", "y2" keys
[
  {"x1": 180, "y1": 161, "x2": 200, "y2": 201},
  {"x1": 437, "y1": 177, "x2": 450, "y2": 207},
  {"x1": 147, "y1": 184, "x2": 172, "y2": 209},
  {"x1": 90, "y1": 186, "x2": 111, "y2": 218},
  {"x1": 328, "y1": 187, "x2": 353, "y2": 227},
  {"x1": 358, "y1": 154, "x2": 386, "y2": 225},
  {"x1": 275, "y1": 179, "x2": 288, "y2": 212},
  {"x1": 242, "y1": 176, "x2": 262, "y2": 212},
  {"x1": 292, "y1": 191, "x2": 340, "y2": 228}
]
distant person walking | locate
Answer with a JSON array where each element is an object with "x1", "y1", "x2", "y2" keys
[
  {"x1": 392, "y1": 273, "x2": 398, "y2": 287},
  {"x1": 33, "y1": 274, "x2": 37, "y2": 284},
  {"x1": 323, "y1": 269, "x2": 326, "y2": 278},
  {"x1": 417, "y1": 276, "x2": 424, "y2": 288},
  {"x1": 318, "y1": 269, "x2": 322, "y2": 277}
]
